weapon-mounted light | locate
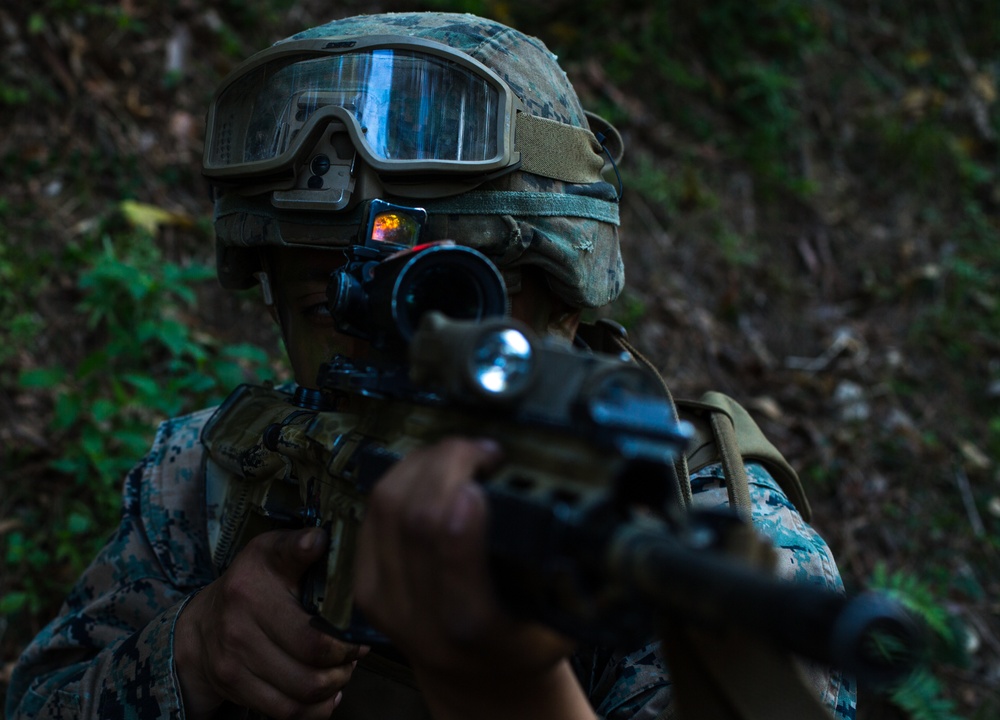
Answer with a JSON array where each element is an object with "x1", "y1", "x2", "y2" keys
[{"x1": 469, "y1": 327, "x2": 534, "y2": 397}]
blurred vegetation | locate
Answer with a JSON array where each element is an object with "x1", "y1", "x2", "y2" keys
[{"x1": 1, "y1": 0, "x2": 998, "y2": 718}]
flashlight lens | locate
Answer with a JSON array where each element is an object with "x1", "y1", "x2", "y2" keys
[{"x1": 472, "y1": 329, "x2": 533, "y2": 395}]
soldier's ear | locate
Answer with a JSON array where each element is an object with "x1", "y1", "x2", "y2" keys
[{"x1": 509, "y1": 266, "x2": 581, "y2": 341}]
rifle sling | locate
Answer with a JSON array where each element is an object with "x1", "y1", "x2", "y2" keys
[
  {"x1": 658, "y1": 623, "x2": 834, "y2": 720},
  {"x1": 580, "y1": 320, "x2": 694, "y2": 509},
  {"x1": 678, "y1": 392, "x2": 812, "y2": 522},
  {"x1": 575, "y1": 321, "x2": 811, "y2": 520}
]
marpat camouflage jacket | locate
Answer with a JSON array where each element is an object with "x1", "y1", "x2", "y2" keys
[{"x1": 6, "y1": 406, "x2": 857, "y2": 719}]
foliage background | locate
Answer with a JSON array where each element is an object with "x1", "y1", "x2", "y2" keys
[{"x1": 1, "y1": 1, "x2": 998, "y2": 718}]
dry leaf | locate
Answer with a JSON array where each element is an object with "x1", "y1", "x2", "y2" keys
[
  {"x1": 972, "y1": 72, "x2": 997, "y2": 104},
  {"x1": 119, "y1": 200, "x2": 194, "y2": 233},
  {"x1": 959, "y1": 439, "x2": 991, "y2": 471}
]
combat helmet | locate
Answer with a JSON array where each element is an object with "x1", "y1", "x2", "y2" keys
[{"x1": 203, "y1": 12, "x2": 624, "y2": 308}]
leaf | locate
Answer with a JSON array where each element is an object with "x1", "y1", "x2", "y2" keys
[
  {"x1": 112, "y1": 427, "x2": 155, "y2": 457},
  {"x1": 80, "y1": 425, "x2": 107, "y2": 464},
  {"x1": 222, "y1": 343, "x2": 271, "y2": 366},
  {"x1": 78, "y1": 350, "x2": 111, "y2": 379},
  {"x1": 91, "y1": 398, "x2": 118, "y2": 424},
  {"x1": 118, "y1": 200, "x2": 194, "y2": 234},
  {"x1": 19, "y1": 366, "x2": 65, "y2": 389},
  {"x1": 0, "y1": 591, "x2": 29, "y2": 615},
  {"x1": 122, "y1": 373, "x2": 161, "y2": 400},
  {"x1": 52, "y1": 393, "x2": 83, "y2": 431},
  {"x1": 5, "y1": 531, "x2": 25, "y2": 563},
  {"x1": 50, "y1": 457, "x2": 85, "y2": 479},
  {"x1": 66, "y1": 511, "x2": 92, "y2": 535}
]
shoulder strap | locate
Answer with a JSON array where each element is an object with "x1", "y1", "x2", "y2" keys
[
  {"x1": 579, "y1": 320, "x2": 693, "y2": 508},
  {"x1": 677, "y1": 392, "x2": 812, "y2": 521},
  {"x1": 575, "y1": 321, "x2": 810, "y2": 519}
]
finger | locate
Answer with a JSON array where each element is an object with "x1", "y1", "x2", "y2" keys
[
  {"x1": 245, "y1": 651, "x2": 355, "y2": 709},
  {"x1": 434, "y1": 482, "x2": 494, "y2": 629},
  {"x1": 212, "y1": 607, "x2": 356, "y2": 708},
  {"x1": 357, "y1": 440, "x2": 482, "y2": 615},
  {"x1": 235, "y1": 668, "x2": 345, "y2": 720},
  {"x1": 255, "y1": 600, "x2": 362, "y2": 664},
  {"x1": 355, "y1": 454, "x2": 413, "y2": 629},
  {"x1": 256, "y1": 527, "x2": 329, "y2": 594},
  {"x1": 396, "y1": 438, "x2": 502, "y2": 541},
  {"x1": 239, "y1": 529, "x2": 367, "y2": 669},
  {"x1": 356, "y1": 439, "x2": 501, "y2": 646}
]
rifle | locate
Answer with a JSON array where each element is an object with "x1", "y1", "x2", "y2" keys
[{"x1": 201, "y1": 201, "x2": 920, "y2": 707}]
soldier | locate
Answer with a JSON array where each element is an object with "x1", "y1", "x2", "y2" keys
[{"x1": 6, "y1": 12, "x2": 856, "y2": 720}]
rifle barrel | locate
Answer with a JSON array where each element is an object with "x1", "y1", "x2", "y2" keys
[{"x1": 610, "y1": 522, "x2": 922, "y2": 687}]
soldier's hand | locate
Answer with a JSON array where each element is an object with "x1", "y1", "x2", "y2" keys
[
  {"x1": 175, "y1": 527, "x2": 365, "y2": 720},
  {"x1": 355, "y1": 437, "x2": 594, "y2": 720}
]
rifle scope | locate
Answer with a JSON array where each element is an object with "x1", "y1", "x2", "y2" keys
[
  {"x1": 324, "y1": 198, "x2": 508, "y2": 351},
  {"x1": 327, "y1": 242, "x2": 507, "y2": 351}
]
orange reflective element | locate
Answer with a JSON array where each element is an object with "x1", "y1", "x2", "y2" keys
[{"x1": 370, "y1": 211, "x2": 420, "y2": 246}]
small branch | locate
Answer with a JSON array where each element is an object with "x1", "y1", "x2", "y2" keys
[{"x1": 953, "y1": 465, "x2": 986, "y2": 538}]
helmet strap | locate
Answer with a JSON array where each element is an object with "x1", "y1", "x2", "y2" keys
[{"x1": 254, "y1": 269, "x2": 275, "y2": 307}]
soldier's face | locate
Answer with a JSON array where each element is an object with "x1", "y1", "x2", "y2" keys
[
  {"x1": 267, "y1": 247, "x2": 361, "y2": 387},
  {"x1": 267, "y1": 247, "x2": 579, "y2": 387}
]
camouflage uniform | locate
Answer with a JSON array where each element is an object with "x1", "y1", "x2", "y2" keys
[
  {"x1": 8, "y1": 12, "x2": 856, "y2": 720},
  {"x1": 6, "y1": 404, "x2": 857, "y2": 719}
]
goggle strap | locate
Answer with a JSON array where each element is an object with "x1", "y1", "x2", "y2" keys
[
  {"x1": 515, "y1": 114, "x2": 606, "y2": 185},
  {"x1": 216, "y1": 190, "x2": 619, "y2": 226}
]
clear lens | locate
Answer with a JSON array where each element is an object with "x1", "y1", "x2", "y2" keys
[
  {"x1": 471, "y1": 329, "x2": 534, "y2": 395},
  {"x1": 208, "y1": 48, "x2": 502, "y2": 171}
]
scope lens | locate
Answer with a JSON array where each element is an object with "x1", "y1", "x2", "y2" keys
[
  {"x1": 404, "y1": 265, "x2": 484, "y2": 323},
  {"x1": 471, "y1": 328, "x2": 533, "y2": 395},
  {"x1": 392, "y1": 245, "x2": 506, "y2": 342}
]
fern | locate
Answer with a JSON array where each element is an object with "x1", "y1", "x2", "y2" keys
[
  {"x1": 870, "y1": 564, "x2": 963, "y2": 651},
  {"x1": 890, "y1": 668, "x2": 964, "y2": 720},
  {"x1": 869, "y1": 564, "x2": 970, "y2": 720}
]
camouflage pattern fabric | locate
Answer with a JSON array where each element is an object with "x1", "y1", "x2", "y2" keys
[
  {"x1": 285, "y1": 13, "x2": 591, "y2": 127},
  {"x1": 214, "y1": 12, "x2": 625, "y2": 309},
  {"x1": 6, "y1": 408, "x2": 857, "y2": 719},
  {"x1": 572, "y1": 465, "x2": 857, "y2": 720},
  {"x1": 5, "y1": 409, "x2": 216, "y2": 720}
]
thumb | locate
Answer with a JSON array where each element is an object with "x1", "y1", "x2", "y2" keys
[{"x1": 261, "y1": 527, "x2": 328, "y2": 584}]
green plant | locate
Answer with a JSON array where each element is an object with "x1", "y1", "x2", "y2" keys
[
  {"x1": 0, "y1": 243, "x2": 46, "y2": 365},
  {"x1": 891, "y1": 668, "x2": 968, "y2": 720},
  {"x1": 607, "y1": 290, "x2": 648, "y2": 332},
  {"x1": 627, "y1": 154, "x2": 719, "y2": 216},
  {"x1": 870, "y1": 564, "x2": 970, "y2": 720},
  {"x1": 22, "y1": 230, "x2": 276, "y2": 486},
  {"x1": 2, "y1": 214, "x2": 281, "y2": 627}
]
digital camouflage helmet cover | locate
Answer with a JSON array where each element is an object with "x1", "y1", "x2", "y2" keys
[{"x1": 204, "y1": 12, "x2": 625, "y2": 309}]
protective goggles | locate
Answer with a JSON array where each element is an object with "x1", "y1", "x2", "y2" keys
[{"x1": 203, "y1": 35, "x2": 606, "y2": 187}]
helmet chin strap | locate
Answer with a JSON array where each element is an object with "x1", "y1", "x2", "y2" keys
[{"x1": 254, "y1": 270, "x2": 275, "y2": 307}]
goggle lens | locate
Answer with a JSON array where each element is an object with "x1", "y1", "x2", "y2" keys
[{"x1": 207, "y1": 46, "x2": 505, "y2": 175}]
